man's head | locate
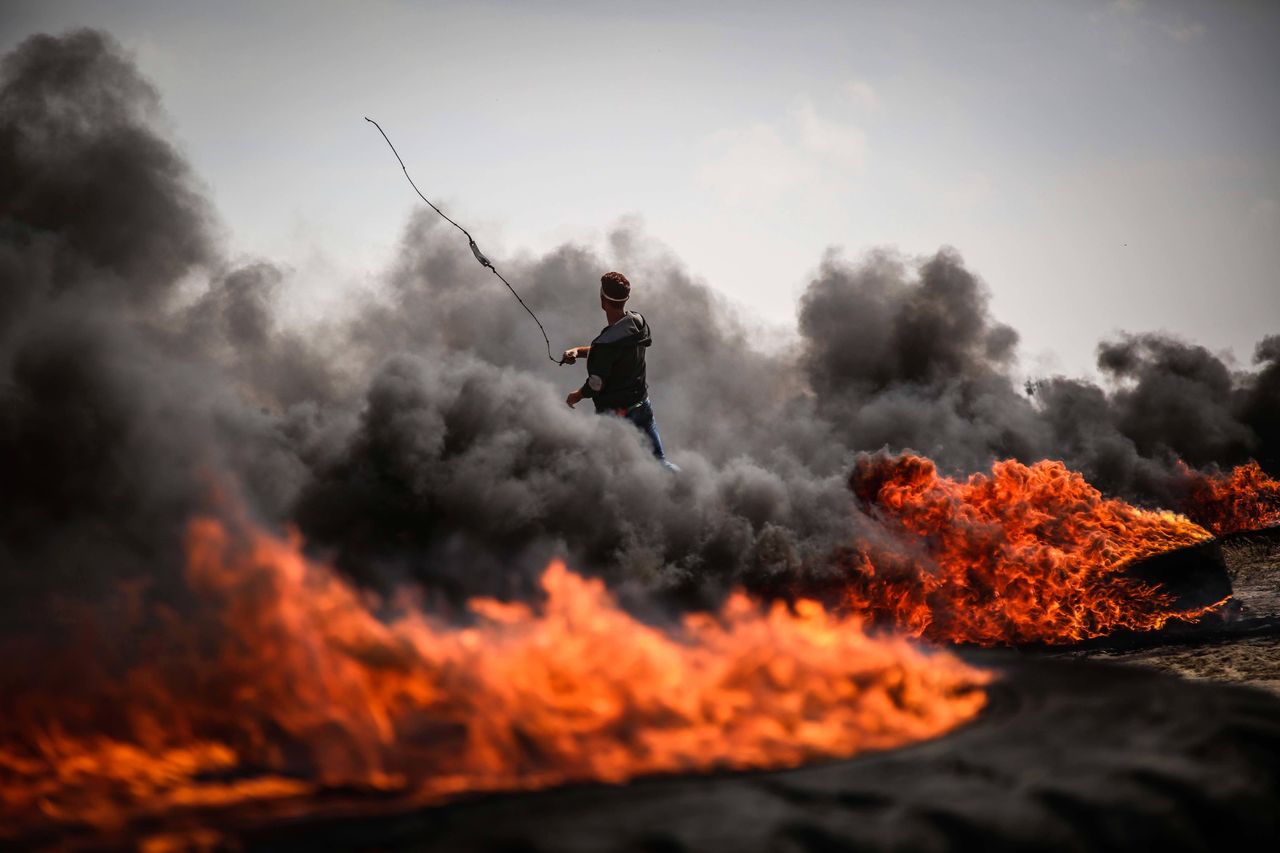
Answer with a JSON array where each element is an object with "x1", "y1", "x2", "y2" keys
[{"x1": 600, "y1": 271, "x2": 630, "y2": 313}]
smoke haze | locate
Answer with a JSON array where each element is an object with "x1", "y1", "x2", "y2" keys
[{"x1": 1, "y1": 30, "x2": 1276, "y2": 643}]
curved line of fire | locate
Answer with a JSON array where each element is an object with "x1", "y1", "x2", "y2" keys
[{"x1": 1, "y1": 454, "x2": 1276, "y2": 843}]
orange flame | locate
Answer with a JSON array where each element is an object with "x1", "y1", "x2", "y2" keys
[
  {"x1": 1176, "y1": 461, "x2": 1280, "y2": 535},
  {"x1": 841, "y1": 454, "x2": 1222, "y2": 645},
  {"x1": 0, "y1": 514, "x2": 990, "y2": 842}
]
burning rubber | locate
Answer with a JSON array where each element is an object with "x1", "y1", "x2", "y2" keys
[
  {"x1": 0, "y1": 514, "x2": 991, "y2": 848},
  {"x1": 828, "y1": 453, "x2": 1245, "y2": 646},
  {"x1": 6, "y1": 517, "x2": 1279, "y2": 850}
]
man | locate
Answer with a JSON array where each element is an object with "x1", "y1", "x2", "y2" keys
[{"x1": 564, "y1": 271, "x2": 678, "y2": 471}]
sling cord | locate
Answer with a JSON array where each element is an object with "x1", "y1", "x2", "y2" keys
[{"x1": 365, "y1": 117, "x2": 563, "y2": 364}]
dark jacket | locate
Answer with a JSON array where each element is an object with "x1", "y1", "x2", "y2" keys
[{"x1": 580, "y1": 311, "x2": 652, "y2": 412}]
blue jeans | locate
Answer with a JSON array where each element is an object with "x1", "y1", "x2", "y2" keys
[{"x1": 605, "y1": 399, "x2": 679, "y2": 470}]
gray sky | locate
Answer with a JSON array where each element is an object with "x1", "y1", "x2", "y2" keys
[{"x1": 4, "y1": 0, "x2": 1277, "y2": 377}]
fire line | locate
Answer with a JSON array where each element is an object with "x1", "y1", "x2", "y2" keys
[
  {"x1": 838, "y1": 454, "x2": 1242, "y2": 645},
  {"x1": 0, "y1": 513, "x2": 990, "y2": 841}
]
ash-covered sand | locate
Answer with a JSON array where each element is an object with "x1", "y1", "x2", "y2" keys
[{"x1": 1077, "y1": 529, "x2": 1280, "y2": 694}]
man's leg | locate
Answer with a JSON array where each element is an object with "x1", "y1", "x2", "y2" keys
[{"x1": 627, "y1": 401, "x2": 680, "y2": 472}]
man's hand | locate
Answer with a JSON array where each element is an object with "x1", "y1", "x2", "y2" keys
[
  {"x1": 566, "y1": 388, "x2": 584, "y2": 409},
  {"x1": 561, "y1": 345, "x2": 589, "y2": 364}
]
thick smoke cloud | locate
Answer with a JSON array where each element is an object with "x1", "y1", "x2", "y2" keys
[
  {"x1": 0, "y1": 31, "x2": 320, "y2": 635},
  {"x1": 1030, "y1": 334, "x2": 1280, "y2": 503},
  {"x1": 0, "y1": 29, "x2": 859, "y2": 630},
  {"x1": 794, "y1": 246, "x2": 1278, "y2": 506},
  {"x1": 1, "y1": 30, "x2": 1276, "y2": 641},
  {"x1": 299, "y1": 212, "x2": 862, "y2": 604},
  {"x1": 1, "y1": 30, "x2": 216, "y2": 621},
  {"x1": 798, "y1": 247, "x2": 1049, "y2": 471},
  {"x1": 294, "y1": 352, "x2": 852, "y2": 607}
]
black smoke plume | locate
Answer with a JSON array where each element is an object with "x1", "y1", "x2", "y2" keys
[{"x1": 1, "y1": 29, "x2": 1276, "y2": 645}]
